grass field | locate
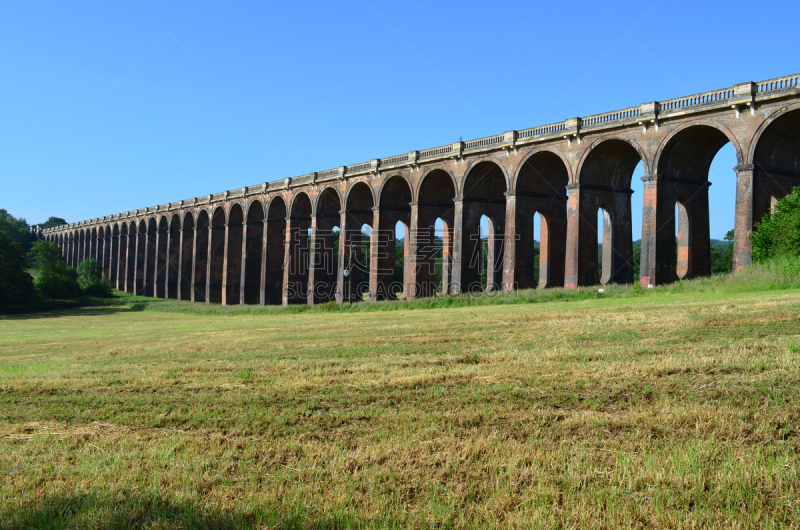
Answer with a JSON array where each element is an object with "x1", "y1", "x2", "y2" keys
[{"x1": 2, "y1": 276, "x2": 800, "y2": 528}]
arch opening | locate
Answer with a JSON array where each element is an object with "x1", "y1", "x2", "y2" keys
[
  {"x1": 144, "y1": 219, "x2": 157, "y2": 297},
  {"x1": 341, "y1": 183, "x2": 374, "y2": 303},
  {"x1": 263, "y1": 198, "x2": 287, "y2": 305},
  {"x1": 102, "y1": 227, "x2": 111, "y2": 280},
  {"x1": 121, "y1": 224, "x2": 132, "y2": 291},
  {"x1": 154, "y1": 217, "x2": 168, "y2": 298},
  {"x1": 194, "y1": 211, "x2": 210, "y2": 303},
  {"x1": 597, "y1": 207, "x2": 613, "y2": 285},
  {"x1": 135, "y1": 221, "x2": 147, "y2": 295},
  {"x1": 432, "y1": 217, "x2": 451, "y2": 295},
  {"x1": 749, "y1": 108, "x2": 800, "y2": 268},
  {"x1": 208, "y1": 208, "x2": 226, "y2": 304},
  {"x1": 166, "y1": 215, "x2": 180, "y2": 299},
  {"x1": 242, "y1": 201, "x2": 264, "y2": 305},
  {"x1": 415, "y1": 170, "x2": 455, "y2": 297},
  {"x1": 515, "y1": 151, "x2": 569, "y2": 289},
  {"x1": 311, "y1": 188, "x2": 342, "y2": 304},
  {"x1": 95, "y1": 227, "x2": 105, "y2": 276},
  {"x1": 576, "y1": 139, "x2": 640, "y2": 286},
  {"x1": 223, "y1": 205, "x2": 244, "y2": 305},
  {"x1": 461, "y1": 162, "x2": 506, "y2": 293},
  {"x1": 110, "y1": 225, "x2": 120, "y2": 289},
  {"x1": 180, "y1": 213, "x2": 194, "y2": 301},
  {"x1": 375, "y1": 176, "x2": 412, "y2": 300},
  {"x1": 646, "y1": 125, "x2": 734, "y2": 284},
  {"x1": 284, "y1": 194, "x2": 312, "y2": 304}
]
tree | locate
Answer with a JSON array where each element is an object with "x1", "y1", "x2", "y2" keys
[
  {"x1": 76, "y1": 259, "x2": 112, "y2": 296},
  {"x1": 751, "y1": 188, "x2": 800, "y2": 263},
  {"x1": 0, "y1": 231, "x2": 36, "y2": 305},
  {"x1": 0, "y1": 209, "x2": 34, "y2": 250},
  {"x1": 30, "y1": 240, "x2": 80, "y2": 299},
  {"x1": 39, "y1": 217, "x2": 68, "y2": 230},
  {"x1": 710, "y1": 230, "x2": 734, "y2": 274}
]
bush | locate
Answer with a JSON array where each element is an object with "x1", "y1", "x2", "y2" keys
[
  {"x1": 0, "y1": 230, "x2": 36, "y2": 305},
  {"x1": 76, "y1": 259, "x2": 112, "y2": 297},
  {"x1": 751, "y1": 188, "x2": 800, "y2": 263},
  {"x1": 31, "y1": 240, "x2": 80, "y2": 299}
]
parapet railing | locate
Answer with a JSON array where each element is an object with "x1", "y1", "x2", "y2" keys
[
  {"x1": 581, "y1": 106, "x2": 640, "y2": 130},
  {"x1": 45, "y1": 72, "x2": 800, "y2": 233},
  {"x1": 757, "y1": 75, "x2": 800, "y2": 94}
]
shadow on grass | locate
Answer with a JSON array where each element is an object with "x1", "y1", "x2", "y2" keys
[
  {"x1": 0, "y1": 306, "x2": 138, "y2": 320},
  {"x1": 4, "y1": 493, "x2": 380, "y2": 529}
]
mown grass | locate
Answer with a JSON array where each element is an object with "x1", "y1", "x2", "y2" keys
[{"x1": 1, "y1": 266, "x2": 799, "y2": 528}]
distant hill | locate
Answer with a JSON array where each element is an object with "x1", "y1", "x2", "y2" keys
[{"x1": 632, "y1": 239, "x2": 730, "y2": 252}]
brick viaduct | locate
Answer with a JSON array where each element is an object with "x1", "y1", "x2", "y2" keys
[{"x1": 39, "y1": 73, "x2": 800, "y2": 305}]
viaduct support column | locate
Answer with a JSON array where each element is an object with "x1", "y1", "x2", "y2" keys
[
  {"x1": 239, "y1": 220, "x2": 249, "y2": 305},
  {"x1": 502, "y1": 191, "x2": 517, "y2": 291},
  {"x1": 306, "y1": 215, "x2": 318, "y2": 306},
  {"x1": 639, "y1": 175, "x2": 676, "y2": 286},
  {"x1": 733, "y1": 164, "x2": 755, "y2": 272},
  {"x1": 132, "y1": 229, "x2": 140, "y2": 295},
  {"x1": 405, "y1": 201, "x2": 420, "y2": 300},
  {"x1": 154, "y1": 228, "x2": 163, "y2": 298},
  {"x1": 564, "y1": 187, "x2": 582, "y2": 288},
  {"x1": 118, "y1": 232, "x2": 126, "y2": 291},
  {"x1": 281, "y1": 217, "x2": 292, "y2": 306},
  {"x1": 259, "y1": 218, "x2": 268, "y2": 306},
  {"x1": 336, "y1": 210, "x2": 347, "y2": 304},
  {"x1": 164, "y1": 227, "x2": 172, "y2": 299},
  {"x1": 205, "y1": 223, "x2": 213, "y2": 303},
  {"x1": 190, "y1": 226, "x2": 198, "y2": 303},
  {"x1": 368, "y1": 207, "x2": 381, "y2": 301},
  {"x1": 176, "y1": 226, "x2": 184, "y2": 301},
  {"x1": 221, "y1": 222, "x2": 231, "y2": 305},
  {"x1": 450, "y1": 198, "x2": 464, "y2": 295}
]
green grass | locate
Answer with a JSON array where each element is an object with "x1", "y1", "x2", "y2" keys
[{"x1": 1, "y1": 267, "x2": 800, "y2": 528}]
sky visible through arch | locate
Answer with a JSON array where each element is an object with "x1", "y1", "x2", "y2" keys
[{"x1": 0, "y1": 1, "x2": 791, "y2": 241}]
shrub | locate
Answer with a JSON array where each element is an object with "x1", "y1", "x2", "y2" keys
[
  {"x1": 0, "y1": 230, "x2": 36, "y2": 305},
  {"x1": 76, "y1": 259, "x2": 112, "y2": 297},
  {"x1": 31, "y1": 240, "x2": 80, "y2": 299},
  {"x1": 751, "y1": 187, "x2": 800, "y2": 263}
]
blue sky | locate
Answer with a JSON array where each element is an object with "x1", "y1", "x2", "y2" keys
[{"x1": 0, "y1": 0, "x2": 797, "y2": 239}]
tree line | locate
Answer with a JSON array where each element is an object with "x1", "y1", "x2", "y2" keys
[{"x1": 0, "y1": 210, "x2": 110, "y2": 306}]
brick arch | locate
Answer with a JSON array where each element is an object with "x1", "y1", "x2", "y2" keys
[
  {"x1": 227, "y1": 199, "x2": 246, "y2": 218},
  {"x1": 576, "y1": 135, "x2": 647, "y2": 187},
  {"x1": 267, "y1": 195, "x2": 287, "y2": 218},
  {"x1": 344, "y1": 180, "x2": 376, "y2": 209},
  {"x1": 377, "y1": 173, "x2": 413, "y2": 203},
  {"x1": 246, "y1": 198, "x2": 266, "y2": 219},
  {"x1": 315, "y1": 185, "x2": 342, "y2": 215},
  {"x1": 747, "y1": 101, "x2": 800, "y2": 164},
  {"x1": 416, "y1": 167, "x2": 456, "y2": 202},
  {"x1": 459, "y1": 156, "x2": 511, "y2": 197},
  {"x1": 513, "y1": 147, "x2": 571, "y2": 193},
  {"x1": 654, "y1": 120, "x2": 744, "y2": 179},
  {"x1": 289, "y1": 191, "x2": 313, "y2": 218}
]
